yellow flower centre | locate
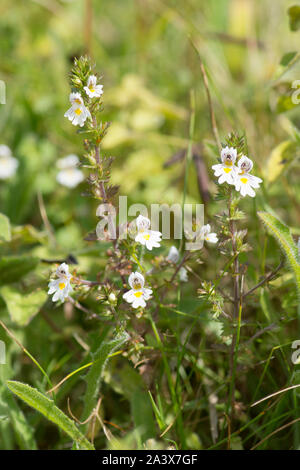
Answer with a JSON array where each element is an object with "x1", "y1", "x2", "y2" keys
[
  {"x1": 225, "y1": 160, "x2": 232, "y2": 166},
  {"x1": 75, "y1": 108, "x2": 82, "y2": 115},
  {"x1": 59, "y1": 282, "x2": 66, "y2": 290},
  {"x1": 224, "y1": 168, "x2": 232, "y2": 174},
  {"x1": 240, "y1": 177, "x2": 248, "y2": 184},
  {"x1": 134, "y1": 283, "x2": 142, "y2": 290},
  {"x1": 144, "y1": 234, "x2": 150, "y2": 240},
  {"x1": 134, "y1": 291, "x2": 143, "y2": 298},
  {"x1": 74, "y1": 98, "x2": 82, "y2": 104},
  {"x1": 89, "y1": 86, "x2": 95, "y2": 92}
]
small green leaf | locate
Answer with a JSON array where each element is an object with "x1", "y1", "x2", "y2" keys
[
  {"x1": 288, "y1": 5, "x2": 300, "y2": 31},
  {"x1": 6, "y1": 381, "x2": 94, "y2": 450},
  {"x1": 0, "y1": 286, "x2": 47, "y2": 326},
  {"x1": 258, "y1": 211, "x2": 300, "y2": 293},
  {"x1": 0, "y1": 213, "x2": 11, "y2": 242},
  {"x1": 280, "y1": 51, "x2": 298, "y2": 66},
  {"x1": 0, "y1": 256, "x2": 39, "y2": 286}
]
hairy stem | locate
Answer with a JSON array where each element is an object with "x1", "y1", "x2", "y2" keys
[{"x1": 227, "y1": 189, "x2": 241, "y2": 421}]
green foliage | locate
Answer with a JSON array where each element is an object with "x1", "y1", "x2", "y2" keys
[
  {"x1": 288, "y1": 5, "x2": 300, "y2": 31},
  {"x1": 280, "y1": 52, "x2": 298, "y2": 66},
  {"x1": 0, "y1": 286, "x2": 47, "y2": 326},
  {"x1": 258, "y1": 212, "x2": 300, "y2": 292},
  {"x1": 0, "y1": 214, "x2": 11, "y2": 242},
  {"x1": 6, "y1": 381, "x2": 94, "y2": 450},
  {"x1": 80, "y1": 331, "x2": 129, "y2": 430},
  {"x1": 266, "y1": 140, "x2": 299, "y2": 183},
  {"x1": 0, "y1": 389, "x2": 37, "y2": 450},
  {"x1": 131, "y1": 389, "x2": 156, "y2": 445},
  {"x1": 0, "y1": 352, "x2": 37, "y2": 450},
  {"x1": 0, "y1": 256, "x2": 39, "y2": 286}
]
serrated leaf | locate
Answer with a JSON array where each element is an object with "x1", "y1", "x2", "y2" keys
[
  {"x1": 0, "y1": 286, "x2": 47, "y2": 326},
  {"x1": 0, "y1": 256, "x2": 39, "y2": 286},
  {"x1": 258, "y1": 211, "x2": 300, "y2": 293},
  {"x1": 6, "y1": 381, "x2": 94, "y2": 450},
  {"x1": 0, "y1": 213, "x2": 11, "y2": 242}
]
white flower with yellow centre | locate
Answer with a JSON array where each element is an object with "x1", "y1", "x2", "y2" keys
[
  {"x1": 84, "y1": 75, "x2": 103, "y2": 98},
  {"x1": 212, "y1": 146, "x2": 238, "y2": 185},
  {"x1": 200, "y1": 224, "x2": 218, "y2": 244},
  {"x1": 64, "y1": 92, "x2": 91, "y2": 127},
  {"x1": 234, "y1": 156, "x2": 262, "y2": 197},
  {"x1": 0, "y1": 145, "x2": 18, "y2": 180},
  {"x1": 135, "y1": 215, "x2": 162, "y2": 251},
  {"x1": 56, "y1": 154, "x2": 84, "y2": 188},
  {"x1": 123, "y1": 272, "x2": 152, "y2": 309},
  {"x1": 48, "y1": 262, "x2": 73, "y2": 303}
]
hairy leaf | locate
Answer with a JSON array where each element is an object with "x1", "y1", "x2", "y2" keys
[
  {"x1": 81, "y1": 331, "x2": 129, "y2": 431},
  {"x1": 6, "y1": 381, "x2": 94, "y2": 450}
]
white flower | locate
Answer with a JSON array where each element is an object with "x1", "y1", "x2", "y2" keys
[
  {"x1": 55, "y1": 262, "x2": 72, "y2": 280},
  {"x1": 234, "y1": 156, "x2": 263, "y2": 197},
  {"x1": 200, "y1": 224, "x2": 218, "y2": 244},
  {"x1": 123, "y1": 272, "x2": 152, "y2": 309},
  {"x1": 84, "y1": 75, "x2": 103, "y2": 98},
  {"x1": 56, "y1": 154, "x2": 84, "y2": 188},
  {"x1": 0, "y1": 145, "x2": 18, "y2": 180},
  {"x1": 166, "y1": 245, "x2": 180, "y2": 264},
  {"x1": 64, "y1": 92, "x2": 91, "y2": 127},
  {"x1": 135, "y1": 215, "x2": 162, "y2": 251},
  {"x1": 212, "y1": 146, "x2": 238, "y2": 185},
  {"x1": 48, "y1": 263, "x2": 73, "y2": 303},
  {"x1": 179, "y1": 267, "x2": 188, "y2": 282}
]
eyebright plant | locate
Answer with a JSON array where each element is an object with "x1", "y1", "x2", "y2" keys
[{"x1": 6, "y1": 56, "x2": 290, "y2": 451}]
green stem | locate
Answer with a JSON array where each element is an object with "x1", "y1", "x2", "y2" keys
[
  {"x1": 227, "y1": 302, "x2": 242, "y2": 418},
  {"x1": 227, "y1": 188, "x2": 241, "y2": 420}
]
